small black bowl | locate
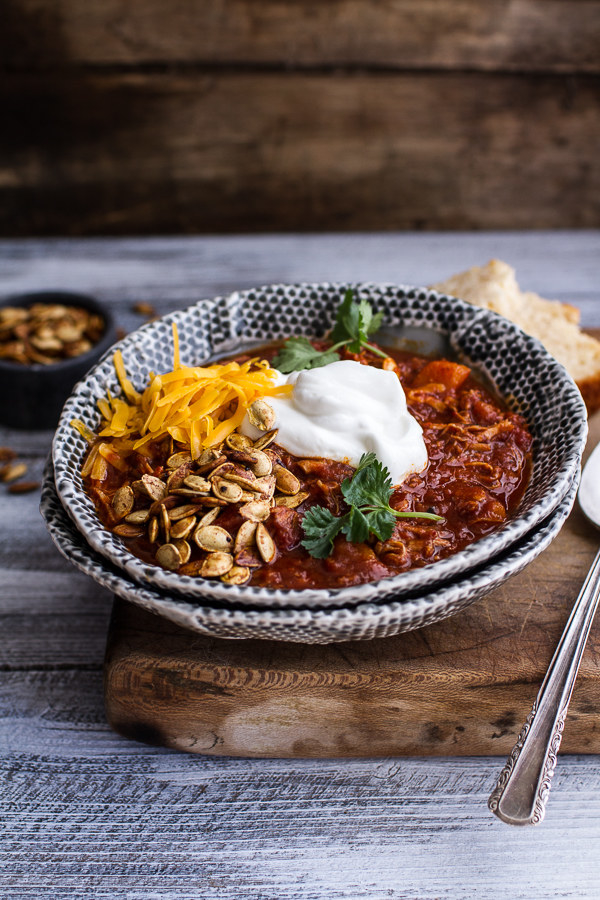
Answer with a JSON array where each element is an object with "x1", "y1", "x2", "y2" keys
[{"x1": 0, "y1": 291, "x2": 117, "y2": 429}]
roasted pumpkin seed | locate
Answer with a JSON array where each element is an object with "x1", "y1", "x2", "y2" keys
[
  {"x1": 195, "y1": 452, "x2": 227, "y2": 473},
  {"x1": 225, "y1": 432, "x2": 253, "y2": 451},
  {"x1": 253, "y1": 474, "x2": 276, "y2": 498},
  {"x1": 274, "y1": 491, "x2": 310, "y2": 509},
  {"x1": 172, "y1": 539, "x2": 191, "y2": 564},
  {"x1": 255, "y1": 522, "x2": 276, "y2": 563},
  {"x1": 179, "y1": 559, "x2": 204, "y2": 577},
  {"x1": 166, "y1": 451, "x2": 193, "y2": 469},
  {"x1": 160, "y1": 504, "x2": 171, "y2": 542},
  {"x1": 183, "y1": 474, "x2": 211, "y2": 493},
  {"x1": 0, "y1": 461, "x2": 27, "y2": 483},
  {"x1": 234, "y1": 520, "x2": 257, "y2": 553},
  {"x1": 140, "y1": 474, "x2": 167, "y2": 501},
  {"x1": 239, "y1": 498, "x2": 271, "y2": 522},
  {"x1": 7, "y1": 481, "x2": 40, "y2": 494},
  {"x1": 124, "y1": 509, "x2": 150, "y2": 525},
  {"x1": 155, "y1": 543, "x2": 182, "y2": 570},
  {"x1": 168, "y1": 503, "x2": 202, "y2": 521},
  {"x1": 234, "y1": 548, "x2": 262, "y2": 568},
  {"x1": 111, "y1": 484, "x2": 134, "y2": 519},
  {"x1": 196, "y1": 496, "x2": 228, "y2": 507},
  {"x1": 221, "y1": 565, "x2": 251, "y2": 585},
  {"x1": 223, "y1": 472, "x2": 259, "y2": 492},
  {"x1": 239, "y1": 490, "x2": 259, "y2": 502},
  {"x1": 194, "y1": 524, "x2": 233, "y2": 552},
  {"x1": 248, "y1": 448, "x2": 272, "y2": 477},
  {"x1": 197, "y1": 506, "x2": 221, "y2": 528},
  {"x1": 196, "y1": 447, "x2": 223, "y2": 467},
  {"x1": 274, "y1": 465, "x2": 300, "y2": 495},
  {"x1": 201, "y1": 552, "x2": 234, "y2": 578},
  {"x1": 226, "y1": 449, "x2": 256, "y2": 466},
  {"x1": 166, "y1": 463, "x2": 194, "y2": 492},
  {"x1": 113, "y1": 523, "x2": 145, "y2": 538},
  {"x1": 148, "y1": 495, "x2": 177, "y2": 517},
  {"x1": 148, "y1": 517, "x2": 159, "y2": 543},
  {"x1": 170, "y1": 515, "x2": 196, "y2": 540},
  {"x1": 212, "y1": 477, "x2": 243, "y2": 503},
  {"x1": 253, "y1": 428, "x2": 278, "y2": 450},
  {"x1": 247, "y1": 399, "x2": 276, "y2": 431}
]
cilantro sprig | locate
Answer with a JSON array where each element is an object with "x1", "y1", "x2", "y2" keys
[
  {"x1": 301, "y1": 452, "x2": 444, "y2": 559},
  {"x1": 269, "y1": 336, "x2": 341, "y2": 373},
  {"x1": 272, "y1": 289, "x2": 388, "y2": 374}
]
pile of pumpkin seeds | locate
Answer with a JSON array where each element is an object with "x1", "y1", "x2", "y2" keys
[
  {"x1": 109, "y1": 403, "x2": 309, "y2": 585},
  {"x1": 0, "y1": 303, "x2": 104, "y2": 365}
]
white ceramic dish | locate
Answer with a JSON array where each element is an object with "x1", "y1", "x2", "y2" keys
[{"x1": 52, "y1": 282, "x2": 587, "y2": 608}]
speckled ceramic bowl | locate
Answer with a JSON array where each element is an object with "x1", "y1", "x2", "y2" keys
[
  {"x1": 42, "y1": 457, "x2": 578, "y2": 642},
  {"x1": 52, "y1": 283, "x2": 587, "y2": 609}
]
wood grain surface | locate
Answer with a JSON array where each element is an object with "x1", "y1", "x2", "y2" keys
[
  {"x1": 4, "y1": 0, "x2": 600, "y2": 71},
  {"x1": 2, "y1": 0, "x2": 599, "y2": 235},
  {"x1": 2, "y1": 234, "x2": 600, "y2": 899},
  {"x1": 2, "y1": 70, "x2": 599, "y2": 236}
]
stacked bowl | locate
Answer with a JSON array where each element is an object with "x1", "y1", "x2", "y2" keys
[{"x1": 43, "y1": 283, "x2": 587, "y2": 643}]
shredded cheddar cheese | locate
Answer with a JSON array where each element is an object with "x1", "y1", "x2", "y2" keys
[{"x1": 78, "y1": 323, "x2": 291, "y2": 459}]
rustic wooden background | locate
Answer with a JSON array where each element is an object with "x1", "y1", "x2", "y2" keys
[{"x1": 1, "y1": 0, "x2": 600, "y2": 236}]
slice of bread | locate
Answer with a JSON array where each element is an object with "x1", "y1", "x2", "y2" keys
[{"x1": 433, "y1": 259, "x2": 600, "y2": 414}]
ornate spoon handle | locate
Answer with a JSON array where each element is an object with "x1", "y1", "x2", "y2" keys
[{"x1": 489, "y1": 547, "x2": 600, "y2": 825}]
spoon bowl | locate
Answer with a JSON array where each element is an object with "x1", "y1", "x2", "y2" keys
[{"x1": 578, "y1": 440, "x2": 600, "y2": 529}]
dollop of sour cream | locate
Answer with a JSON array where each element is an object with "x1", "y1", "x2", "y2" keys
[{"x1": 240, "y1": 360, "x2": 427, "y2": 485}]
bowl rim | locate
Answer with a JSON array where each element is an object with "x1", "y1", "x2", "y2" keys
[
  {"x1": 51, "y1": 281, "x2": 588, "y2": 608},
  {"x1": 0, "y1": 290, "x2": 116, "y2": 374}
]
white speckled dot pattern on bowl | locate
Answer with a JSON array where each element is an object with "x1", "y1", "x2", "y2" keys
[
  {"x1": 42, "y1": 458, "x2": 578, "y2": 642},
  {"x1": 52, "y1": 282, "x2": 587, "y2": 609}
]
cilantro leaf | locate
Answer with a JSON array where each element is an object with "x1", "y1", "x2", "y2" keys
[
  {"x1": 353, "y1": 450, "x2": 378, "y2": 474},
  {"x1": 352, "y1": 299, "x2": 384, "y2": 353},
  {"x1": 271, "y1": 337, "x2": 340, "y2": 374},
  {"x1": 363, "y1": 508, "x2": 396, "y2": 542},
  {"x1": 301, "y1": 451, "x2": 444, "y2": 559},
  {"x1": 301, "y1": 505, "x2": 347, "y2": 558},
  {"x1": 358, "y1": 298, "x2": 384, "y2": 339},
  {"x1": 330, "y1": 289, "x2": 360, "y2": 347},
  {"x1": 330, "y1": 289, "x2": 387, "y2": 355},
  {"x1": 340, "y1": 506, "x2": 371, "y2": 544},
  {"x1": 331, "y1": 289, "x2": 386, "y2": 356},
  {"x1": 341, "y1": 453, "x2": 394, "y2": 509},
  {"x1": 271, "y1": 289, "x2": 388, "y2": 374}
]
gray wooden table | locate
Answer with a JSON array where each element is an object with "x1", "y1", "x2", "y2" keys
[{"x1": 1, "y1": 232, "x2": 600, "y2": 899}]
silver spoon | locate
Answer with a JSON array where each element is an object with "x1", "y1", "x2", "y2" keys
[{"x1": 488, "y1": 441, "x2": 600, "y2": 825}]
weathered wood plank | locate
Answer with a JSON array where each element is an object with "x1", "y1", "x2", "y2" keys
[
  {"x1": 0, "y1": 571, "x2": 111, "y2": 670},
  {"x1": 1, "y1": 745, "x2": 600, "y2": 898},
  {"x1": 2, "y1": 233, "x2": 599, "y2": 325},
  {"x1": 1, "y1": 72, "x2": 599, "y2": 235},
  {"x1": 3, "y1": 0, "x2": 600, "y2": 72}
]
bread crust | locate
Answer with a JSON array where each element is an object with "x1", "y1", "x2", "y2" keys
[{"x1": 433, "y1": 260, "x2": 600, "y2": 415}]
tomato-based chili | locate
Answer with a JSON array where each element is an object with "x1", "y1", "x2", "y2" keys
[{"x1": 83, "y1": 344, "x2": 533, "y2": 590}]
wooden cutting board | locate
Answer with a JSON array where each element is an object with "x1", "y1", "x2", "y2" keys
[{"x1": 104, "y1": 413, "x2": 600, "y2": 758}]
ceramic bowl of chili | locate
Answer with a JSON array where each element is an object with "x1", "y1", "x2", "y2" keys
[{"x1": 51, "y1": 282, "x2": 587, "y2": 610}]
